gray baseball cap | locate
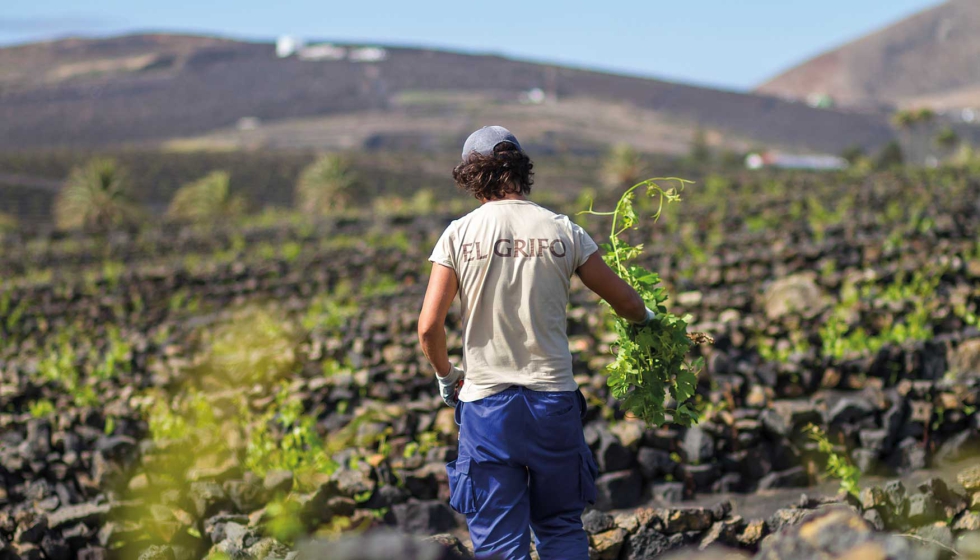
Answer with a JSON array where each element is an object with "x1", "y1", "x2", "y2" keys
[{"x1": 461, "y1": 126, "x2": 524, "y2": 160}]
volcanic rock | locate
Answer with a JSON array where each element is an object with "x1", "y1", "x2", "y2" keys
[
  {"x1": 934, "y1": 431, "x2": 979, "y2": 465},
  {"x1": 636, "y1": 448, "x2": 677, "y2": 480},
  {"x1": 594, "y1": 428, "x2": 634, "y2": 472},
  {"x1": 952, "y1": 511, "x2": 980, "y2": 532},
  {"x1": 262, "y1": 470, "x2": 294, "y2": 496},
  {"x1": 14, "y1": 513, "x2": 47, "y2": 544},
  {"x1": 757, "y1": 506, "x2": 914, "y2": 560},
  {"x1": 594, "y1": 470, "x2": 643, "y2": 511},
  {"x1": 949, "y1": 339, "x2": 980, "y2": 379},
  {"x1": 958, "y1": 465, "x2": 980, "y2": 492},
  {"x1": 137, "y1": 545, "x2": 175, "y2": 560},
  {"x1": 331, "y1": 460, "x2": 377, "y2": 499},
  {"x1": 582, "y1": 510, "x2": 616, "y2": 534},
  {"x1": 826, "y1": 397, "x2": 875, "y2": 426},
  {"x1": 77, "y1": 547, "x2": 109, "y2": 560},
  {"x1": 736, "y1": 519, "x2": 766, "y2": 548},
  {"x1": 39, "y1": 534, "x2": 70, "y2": 560},
  {"x1": 906, "y1": 491, "x2": 942, "y2": 526},
  {"x1": 189, "y1": 481, "x2": 232, "y2": 519},
  {"x1": 862, "y1": 509, "x2": 885, "y2": 531},
  {"x1": 763, "y1": 273, "x2": 827, "y2": 320},
  {"x1": 659, "y1": 507, "x2": 713, "y2": 533},
  {"x1": 391, "y1": 500, "x2": 457, "y2": 535},
  {"x1": 621, "y1": 527, "x2": 671, "y2": 560},
  {"x1": 957, "y1": 532, "x2": 980, "y2": 558},
  {"x1": 650, "y1": 482, "x2": 686, "y2": 503},
  {"x1": 610, "y1": 422, "x2": 645, "y2": 450},
  {"x1": 47, "y1": 501, "x2": 111, "y2": 530},
  {"x1": 681, "y1": 427, "x2": 715, "y2": 464},
  {"x1": 589, "y1": 528, "x2": 627, "y2": 560},
  {"x1": 757, "y1": 467, "x2": 808, "y2": 490},
  {"x1": 299, "y1": 529, "x2": 464, "y2": 560},
  {"x1": 424, "y1": 534, "x2": 471, "y2": 560}
]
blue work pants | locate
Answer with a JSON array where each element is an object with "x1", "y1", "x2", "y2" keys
[{"x1": 446, "y1": 386, "x2": 598, "y2": 560}]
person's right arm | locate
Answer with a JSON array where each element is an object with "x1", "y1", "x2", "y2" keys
[{"x1": 575, "y1": 252, "x2": 648, "y2": 323}]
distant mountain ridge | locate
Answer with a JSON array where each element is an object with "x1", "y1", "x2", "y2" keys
[
  {"x1": 757, "y1": 0, "x2": 980, "y2": 110},
  {"x1": 0, "y1": 33, "x2": 893, "y2": 153}
]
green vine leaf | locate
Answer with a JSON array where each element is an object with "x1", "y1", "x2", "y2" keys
[{"x1": 579, "y1": 177, "x2": 711, "y2": 427}]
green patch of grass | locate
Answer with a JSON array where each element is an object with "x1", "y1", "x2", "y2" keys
[
  {"x1": 280, "y1": 241, "x2": 303, "y2": 262},
  {"x1": 93, "y1": 326, "x2": 132, "y2": 380},
  {"x1": 28, "y1": 399, "x2": 55, "y2": 418},
  {"x1": 757, "y1": 331, "x2": 811, "y2": 363},
  {"x1": 360, "y1": 274, "x2": 400, "y2": 298},
  {"x1": 820, "y1": 270, "x2": 939, "y2": 360},
  {"x1": 36, "y1": 331, "x2": 100, "y2": 409},
  {"x1": 303, "y1": 284, "x2": 358, "y2": 333},
  {"x1": 245, "y1": 383, "x2": 336, "y2": 482},
  {"x1": 403, "y1": 431, "x2": 440, "y2": 459},
  {"x1": 263, "y1": 496, "x2": 307, "y2": 544}
]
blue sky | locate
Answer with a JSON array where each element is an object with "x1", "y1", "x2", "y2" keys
[{"x1": 1, "y1": 0, "x2": 941, "y2": 91}]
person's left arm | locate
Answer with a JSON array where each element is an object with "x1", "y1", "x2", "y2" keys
[{"x1": 418, "y1": 263, "x2": 458, "y2": 377}]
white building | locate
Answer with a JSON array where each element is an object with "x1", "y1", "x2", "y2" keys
[
  {"x1": 349, "y1": 47, "x2": 388, "y2": 62},
  {"x1": 298, "y1": 44, "x2": 347, "y2": 61},
  {"x1": 276, "y1": 36, "x2": 305, "y2": 58},
  {"x1": 522, "y1": 88, "x2": 546, "y2": 104},
  {"x1": 746, "y1": 152, "x2": 848, "y2": 171}
]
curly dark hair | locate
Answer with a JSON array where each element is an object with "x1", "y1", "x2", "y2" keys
[{"x1": 452, "y1": 142, "x2": 534, "y2": 201}]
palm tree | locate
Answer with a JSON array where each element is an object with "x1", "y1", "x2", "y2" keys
[
  {"x1": 602, "y1": 144, "x2": 645, "y2": 190},
  {"x1": 54, "y1": 158, "x2": 137, "y2": 232},
  {"x1": 891, "y1": 108, "x2": 938, "y2": 165},
  {"x1": 891, "y1": 110, "x2": 916, "y2": 162},
  {"x1": 167, "y1": 171, "x2": 246, "y2": 223},
  {"x1": 294, "y1": 155, "x2": 358, "y2": 215}
]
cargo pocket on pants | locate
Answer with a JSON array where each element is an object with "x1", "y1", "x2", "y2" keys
[
  {"x1": 446, "y1": 456, "x2": 479, "y2": 514},
  {"x1": 579, "y1": 448, "x2": 598, "y2": 505}
]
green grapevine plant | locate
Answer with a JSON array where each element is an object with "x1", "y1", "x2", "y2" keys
[
  {"x1": 806, "y1": 424, "x2": 861, "y2": 497},
  {"x1": 581, "y1": 178, "x2": 711, "y2": 426}
]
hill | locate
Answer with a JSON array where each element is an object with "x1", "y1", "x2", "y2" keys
[
  {"x1": 757, "y1": 0, "x2": 980, "y2": 110},
  {"x1": 0, "y1": 33, "x2": 893, "y2": 154}
]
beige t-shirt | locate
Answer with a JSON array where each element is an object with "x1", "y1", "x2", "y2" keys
[{"x1": 428, "y1": 199, "x2": 598, "y2": 402}]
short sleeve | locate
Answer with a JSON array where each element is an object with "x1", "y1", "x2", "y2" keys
[
  {"x1": 429, "y1": 223, "x2": 457, "y2": 271},
  {"x1": 570, "y1": 221, "x2": 599, "y2": 269}
]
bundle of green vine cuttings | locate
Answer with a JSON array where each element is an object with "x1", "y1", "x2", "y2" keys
[{"x1": 581, "y1": 178, "x2": 713, "y2": 426}]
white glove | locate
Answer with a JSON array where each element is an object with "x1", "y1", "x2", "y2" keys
[
  {"x1": 632, "y1": 307, "x2": 659, "y2": 327},
  {"x1": 436, "y1": 365, "x2": 465, "y2": 407}
]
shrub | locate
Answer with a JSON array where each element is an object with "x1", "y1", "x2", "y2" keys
[
  {"x1": 601, "y1": 144, "x2": 645, "y2": 190},
  {"x1": 54, "y1": 158, "x2": 137, "y2": 231},
  {"x1": 295, "y1": 154, "x2": 358, "y2": 215},
  {"x1": 166, "y1": 170, "x2": 246, "y2": 222}
]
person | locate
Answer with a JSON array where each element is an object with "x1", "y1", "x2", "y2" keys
[{"x1": 417, "y1": 126, "x2": 655, "y2": 560}]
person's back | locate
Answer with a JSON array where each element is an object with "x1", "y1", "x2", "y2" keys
[
  {"x1": 431, "y1": 200, "x2": 596, "y2": 402},
  {"x1": 418, "y1": 126, "x2": 655, "y2": 560}
]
